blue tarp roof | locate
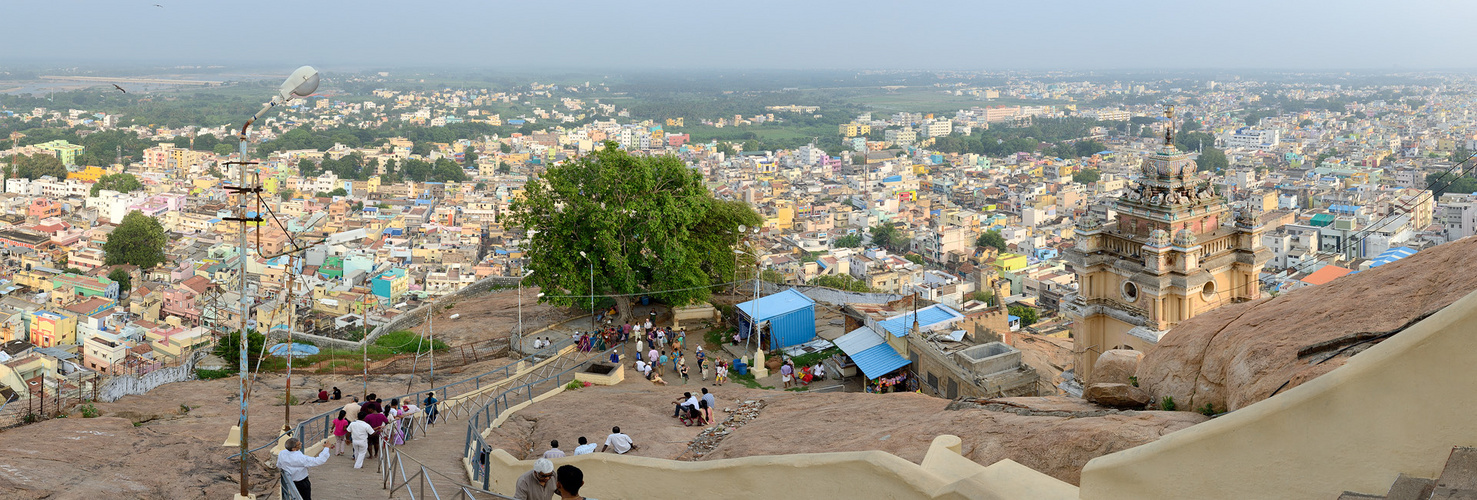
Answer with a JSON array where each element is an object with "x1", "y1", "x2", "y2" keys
[
  {"x1": 877, "y1": 304, "x2": 965, "y2": 338},
  {"x1": 736, "y1": 289, "x2": 815, "y2": 322},
  {"x1": 835, "y1": 326, "x2": 885, "y2": 356},
  {"x1": 851, "y1": 343, "x2": 911, "y2": 380},
  {"x1": 1368, "y1": 246, "x2": 1416, "y2": 268}
]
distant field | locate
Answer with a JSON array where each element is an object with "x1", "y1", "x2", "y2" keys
[{"x1": 676, "y1": 124, "x2": 833, "y2": 144}]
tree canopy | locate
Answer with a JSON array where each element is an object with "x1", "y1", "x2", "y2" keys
[
  {"x1": 834, "y1": 233, "x2": 862, "y2": 248},
  {"x1": 869, "y1": 224, "x2": 903, "y2": 252},
  {"x1": 90, "y1": 173, "x2": 143, "y2": 196},
  {"x1": 1197, "y1": 148, "x2": 1229, "y2": 172},
  {"x1": 108, "y1": 268, "x2": 132, "y2": 294},
  {"x1": 1009, "y1": 305, "x2": 1039, "y2": 328},
  {"x1": 976, "y1": 229, "x2": 1006, "y2": 251},
  {"x1": 104, "y1": 210, "x2": 167, "y2": 269},
  {"x1": 3, "y1": 153, "x2": 67, "y2": 180},
  {"x1": 511, "y1": 143, "x2": 760, "y2": 319},
  {"x1": 809, "y1": 273, "x2": 873, "y2": 292},
  {"x1": 1072, "y1": 168, "x2": 1101, "y2": 184}
]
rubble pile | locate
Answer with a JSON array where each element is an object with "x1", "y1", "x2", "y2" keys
[{"x1": 680, "y1": 399, "x2": 767, "y2": 460}]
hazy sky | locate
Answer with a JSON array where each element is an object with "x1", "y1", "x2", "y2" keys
[{"x1": 4, "y1": 0, "x2": 1476, "y2": 70}]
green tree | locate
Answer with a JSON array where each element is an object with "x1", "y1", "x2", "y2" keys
[
  {"x1": 1008, "y1": 305, "x2": 1039, "y2": 328},
  {"x1": 463, "y1": 145, "x2": 478, "y2": 167},
  {"x1": 904, "y1": 253, "x2": 924, "y2": 265},
  {"x1": 976, "y1": 230, "x2": 1006, "y2": 251},
  {"x1": 716, "y1": 142, "x2": 738, "y2": 156},
  {"x1": 1428, "y1": 172, "x2": 1477, "y2": 197},
  {"x1": 970, "y1": 290, "x2": 994, "y2": 306},
  {"x1": 431, "y1": 158, "x2": 467, "y2": 182},
  {"x1": 761, "y1": 269, "x2": 786, "y2": 283},
  {"x1": 1073, "y1": 168, "x2": 1101, "y2": 184},
  {"x1": 475, "y1": 182, "x2": 488, "y2": 191},
  {"x1": 1197, "y1": 148, "x2": 1229, "y2": 172},
  {"x1": 498, "y1": 162, "x2": 511, "y2": 174},
  {"x1": 278, "y1": 189, "x2": 295, "y2": 201},
  {"x1": 214, "y1": 330, "x2": 266, "y2": 372},
  {"x1": 213, "y1": 143, "x2": 234, "y2": 156},
  {"x1": 90, "y1": 173, "x2": 143, "y2": 196},
  {"x1": 192, "y1": 133, "x2": 220, "y2": 152},
  {"x1": 499, "y1": 142, "x2": 512, "y2": 154},
  {"x1": 834, "y1": 233, "x2": 862, "y2": 248},
  {"x1": 869, "y1": 224, "x2": 901, "y2": 251},
  {"x1": 411, "y1": 142, "x2": 431, "y2": 157},
  {"x1": 107, "y1": 268, "x2": 132, "y2": 294},
  {"x1": 510, "y1": 142, "x2": 761, "y2": 320},
  {"x1": 4, "y1": 153, "x2": 67, "y2": 180},
  {"x1": 103, "y1": 211, "x2": 167, "y2": 269}
]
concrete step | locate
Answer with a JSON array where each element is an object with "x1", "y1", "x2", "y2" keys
[
  {"x1": 1386, "y1": 474, "x2": 1436, "y2": 500},
  {"x1": 1432, "y1": 448, "x2": 1477, "y2": 500}
]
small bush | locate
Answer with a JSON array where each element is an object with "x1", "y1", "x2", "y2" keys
[
  {"x1": 1128, "y1": 376, "x2": 1138, "y2": 387},
  {"x1": 79, "y1": 404, "x2": 100, "y2": 418},
  {"x1": 785, "y1": 386, "x2": 809, "y2": 392},
  {"x1": 22, "y1": 412, "x2": 39, "y2": 424},
  {"x1": 375, "y1": 330, "x2": 449, "y2": 354},
  {"x1": 564, "y1": 380, "x2": 582, "y2": 390},
  {"x1": 1160, "y1": 396, "x2": 1176, "y2": 412},
  {"x1": 197, "y1": 368, "x2": 234, "y2": 380},
  {"x1": 1198, "y1": 403, "x2": 1215, "y2": 416},
  {"x1": 444, "y1": 303, "x2": 455, "y2": 310},
  {"x1": 179, "y1": 403, "x2": 191, "y2": 414}
]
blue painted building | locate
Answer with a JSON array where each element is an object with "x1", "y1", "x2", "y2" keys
[{"x1": 735, "y1": 289, "x2": 817, "y2": 350}]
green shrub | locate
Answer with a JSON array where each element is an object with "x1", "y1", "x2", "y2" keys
[
  {"x1": 79, "y1": 404, "x2": 100, "y2": 418},
  {"x1": 1160, "y1": 396, "x2": 1176, "y2": 412},
  {"x1": 789, "y1": 347, "x2": 839, "y2": 368},
  {"x1": 564, "y1": 380, "x2": 582, "y2": 390},
  {"x1": 1198, "y1": 403, "x2": 1215, "y2": 416},
  {"x1": 1128, "y1": 375, "x2": 1138, "y2": 387},
  {"x1": 375, "y1": 330, "x2": 449, "y2": 354},
  {"x1": 197, "y1": 368, "x2": 234, "y2": 380},
  {"x1": 785, "y1": 386, "x2": 809, "y2": 392}
]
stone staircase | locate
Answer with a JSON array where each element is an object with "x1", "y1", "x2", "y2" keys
[{"x1": 1339, "y1": 447, "x2": 1477, "y2": 500}]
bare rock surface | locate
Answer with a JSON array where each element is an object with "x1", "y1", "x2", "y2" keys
[
  {"x1": 1138, "y1": 236, "x2": 1477, "y2": 412},
  {"x1": 1084, "y1": 383, "x2": 1151, "y2": 408},
  {"x1": 1088, "y1": 349, "x2": 1143, "y2": 386},
  {"x1": 483, "y1": 377, "x2": 1205, "y2": 485},
  {"x1": 0, "y1": 371, "x2": 443, "y2": 500}
]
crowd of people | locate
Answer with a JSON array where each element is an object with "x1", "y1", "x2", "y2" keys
[
  {"x1": 514, "y1": 426, "x2": 637, "y2": 500},
  {"x1": 319, "y1": 390, "x2": 442, "y2": 469}
]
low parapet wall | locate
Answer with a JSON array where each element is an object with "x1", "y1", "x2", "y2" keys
[
  {"x1": 476, "y1": 435, "x2": 1077, "y2": 500},
  {"x1": 1080, "y1": 287, "x2": 1477, "y2": 499}
]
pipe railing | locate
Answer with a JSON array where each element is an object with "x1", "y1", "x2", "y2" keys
[
  {"x1": 291, "y1": 337, "x2": 576, "y2": 449},
  {"x1": 463, "y1": 345, "x2": 615, "y2": 490}
]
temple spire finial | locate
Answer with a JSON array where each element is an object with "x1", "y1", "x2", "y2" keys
[{"x1": 1163, "y1": 105, "x2": 1175, "y2": 147}]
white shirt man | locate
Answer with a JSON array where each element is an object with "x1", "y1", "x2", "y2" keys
[
  {"x1": 573, "y1": 437, "x2": 597, "y2": 455},
  {"x1": 634, "y1": 360, "x2": 648, "y2": 376},
  {"x1": 602, "y1": 427, "x2": 636, "y2": 454},
  {"x1": 814, "y1": 362, "x2": 826, "y2": 379},
  {"x1": 347, "y1": 419, "x2": 375, "y2": 469},
  {"x1": 276, "y1": 439, "x2": 331, "y2": 500}
]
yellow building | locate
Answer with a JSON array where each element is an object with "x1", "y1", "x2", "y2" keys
[
  {"x1": 1063, "y1": 129, "x2": 1270, "y2": 382},
  {"x1": 69, "y1": 165, "x2": 107, "y2": 183},
  {"x1": 991, "y1": 253, "x2": 1029, "y2": 273},
  {"x1": 839, "y1": 122, "x2": 872, "y2": 137},
  {"x1": 30, "y1": 310, "x2": 78, "y2": 348}
]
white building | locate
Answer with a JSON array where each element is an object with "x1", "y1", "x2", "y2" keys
[
  {"x1": 885, "y1": 128, "x2": 917, "y2": 147},
  {"x1": 1226, "y1": 128, "x2": 1281, "y2": 150},
  {"x1": 919, "y1": 119, "x2": 953, "y2": 138}
]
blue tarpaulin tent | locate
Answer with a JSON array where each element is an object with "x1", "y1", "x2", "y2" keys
[
  {"x1": 268, "y1": 342, "x2": 320, "y2": 357},
  {"x1": 735, "y1": 289, "x2": 817, "y2": 350}
]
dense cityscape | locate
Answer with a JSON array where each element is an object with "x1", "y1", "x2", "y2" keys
[{"x1": 3, "y1": 2, "x2": 1477, "y2": 498}]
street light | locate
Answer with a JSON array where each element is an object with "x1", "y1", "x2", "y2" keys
[
  {"x1": 579, "y1": 251, "x2": 593, "y2": 332},
  {"x1": 517, "y1": 269, "x2": 534, "y2": 352},
  {"x1": 232, "y1": 65, "x2": 317, "y2": 500}
]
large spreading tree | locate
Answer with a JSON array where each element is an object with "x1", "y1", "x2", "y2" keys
[
  {"x1": 90, "y1": 173, "x2": 143, "y2": 196},
  {"x1": 511, "y1": 143, "x2": 760, "y2": 321},
  {"x1": 104, "y1": 210, "x2": 168, "y2": 269}
]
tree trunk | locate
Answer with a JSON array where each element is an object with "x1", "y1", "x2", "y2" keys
[{"x1": 613, "y1": 295, "x2": 633, "y2": 325}]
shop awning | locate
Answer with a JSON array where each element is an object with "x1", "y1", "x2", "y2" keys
[{"x1": 851, "y1": 343, "x2": 911, "y2": 380}]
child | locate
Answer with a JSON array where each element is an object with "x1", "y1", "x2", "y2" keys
[
  {"x1": 715, "y1": 360, "x2": 729, "y2": 386},
  {"x1": 680, "y1": 363, "x2": 689, "y2": 383}
]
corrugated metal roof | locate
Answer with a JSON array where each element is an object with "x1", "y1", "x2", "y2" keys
[
  {"x1": 1368, "y1": 246, "x2": 1417, "y2": 268},
  {"x1": 877, "y1": 304, "x2": 965, "y2": 338},
  {"x1": 851, "y1": 343, "x2": 911, "y2": 380},
  {"x1": 834, "y1": 326, "x2": 884, "y2": 356},
  {"x1": 736, "y1": 289, "x2": 815, "y2": 322}
]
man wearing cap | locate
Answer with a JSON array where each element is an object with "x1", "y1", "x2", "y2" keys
[{"x1": 514, "y1": 458, "x2": 558, "y2": 500}]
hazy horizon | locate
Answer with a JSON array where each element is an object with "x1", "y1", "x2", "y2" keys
[{"x1": 4, "y1": 0, "x2": 1476, "y2": 71}]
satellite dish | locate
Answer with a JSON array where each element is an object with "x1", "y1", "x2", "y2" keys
[{"x1": 278, "y1": 66, "x2": 320, "y2": 102}]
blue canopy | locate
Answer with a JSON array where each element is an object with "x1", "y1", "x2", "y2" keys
[
  {"x1": 268, "y1": 342, "x2": 320, "y2": 357},
  {"x1": 851, "y1": 343, "x2": 911, "y2": 380}
]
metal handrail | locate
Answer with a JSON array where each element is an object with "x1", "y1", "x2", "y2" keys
[
  {"x1": 385, "y1": 449, "x2": 517, "y2": 500},
  {"x1": 463, "y1": 345, "x2": 615, "y2": 490},
  {"x1": 291, "y1": 337, "x2": 576, "y2": 449}
]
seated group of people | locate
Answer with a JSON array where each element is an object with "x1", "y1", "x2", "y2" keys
[{"x1": 670, "y1": 389, "x2": 716, "y2": 426}]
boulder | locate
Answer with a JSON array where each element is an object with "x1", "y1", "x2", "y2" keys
[
  {"x1": 1088, "y1": 349, "x2": 1143, "y2": 386},
  {"x1": 1138, "y1": 236, "x2": 1477, "y2": 412},
  {"x1": 1084, "y1": 383, "x2": 1150, "y2": 408}
]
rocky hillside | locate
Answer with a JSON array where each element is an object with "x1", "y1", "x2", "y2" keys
[{"x1": 1138, "y1": 236, "x2": 1477, "y2": 412}]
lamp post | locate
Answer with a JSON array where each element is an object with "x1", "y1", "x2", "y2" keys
[
  {"x1": 579, "y1": 251, "x2": 593, "y2": 332},
  {"x1": 232, "y1": 66, "x2": 317, "y2": 500},
  {"x1": 516, "y1": 269, "x2": 534, "y2": 352}
]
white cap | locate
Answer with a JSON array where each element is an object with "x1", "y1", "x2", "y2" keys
[{"x1": 533, "y1": 458, "x2": 555, "y2": 473}]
